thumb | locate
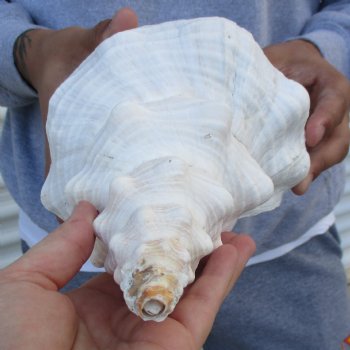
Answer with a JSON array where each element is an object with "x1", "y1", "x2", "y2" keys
[
  {"x1": 8, "y1": 201, "x2": 98, "y2": 290},
  {"x1": 96, "y1": 7, "x2": 138, "y2": 43}
]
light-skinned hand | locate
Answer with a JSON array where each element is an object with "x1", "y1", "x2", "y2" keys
[{"x1": 0, "y1": 201, "x2": 255, "y2": 350}]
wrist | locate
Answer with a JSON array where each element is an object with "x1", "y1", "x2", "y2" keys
[
  {"x1": 13, "y1": 28, "x2": 54, "y2": 91},
  {"x1": 288, "y1": 39, "x2": 322, "y2": 57}
]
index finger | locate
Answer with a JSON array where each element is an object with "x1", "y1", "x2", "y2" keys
[
  {"x1": 171, "y1": 234, "x2": 255, "y2": 346},
  {"x1": 7, "y1": 201, "x2": 98, "y2": 290}
]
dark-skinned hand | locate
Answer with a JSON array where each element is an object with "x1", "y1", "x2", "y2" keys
[
  {"x1": 264, "y1": 40, "x2": 350, "y2": 194},
  {"x1": 14, "y1": 8, "x2": 138, "y2": 173}
]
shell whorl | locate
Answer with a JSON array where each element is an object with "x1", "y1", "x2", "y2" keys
[{"x1": 41, "y1": 17, "x2": 310, "y2": 321}]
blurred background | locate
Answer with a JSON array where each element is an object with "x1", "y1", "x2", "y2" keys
[
  {"x1": 0, "y1": 106, "x2": 22, "y2": 267},
  {"x1": 1, "y1": 106, "x2": 350, "y2": 282}
]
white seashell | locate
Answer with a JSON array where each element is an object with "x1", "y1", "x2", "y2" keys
[{"x1": 41, "y1": 17, "x2": 310, "y2": 321}]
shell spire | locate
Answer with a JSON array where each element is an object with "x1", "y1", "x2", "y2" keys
[{"x1": 41, "y1": 17, "x2": 310, "y2": 321}]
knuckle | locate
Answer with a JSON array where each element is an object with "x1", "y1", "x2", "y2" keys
[
  {"x1": 336, "y1": 76, "x2": 350, "y2": 110},
  {"x1": 66, "y1": 216, "x2": 91, "y2": 233}
]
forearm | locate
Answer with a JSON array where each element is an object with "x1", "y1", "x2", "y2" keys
[{"x1": 13, "y1": 28, "x2": 53, "y2": 92}]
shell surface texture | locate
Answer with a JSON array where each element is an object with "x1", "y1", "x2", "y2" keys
[{"x1": 41, "y1": 17, "x2": 310, "y2": 321}]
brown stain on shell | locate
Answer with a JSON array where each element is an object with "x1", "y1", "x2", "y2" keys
[{"x1": 128, "y1": 266, "x2": 178, "y2": 317}]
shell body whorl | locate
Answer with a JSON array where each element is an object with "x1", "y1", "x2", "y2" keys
[{"x1": 41, "y1": 17, "x2": 310, "y2": 321}]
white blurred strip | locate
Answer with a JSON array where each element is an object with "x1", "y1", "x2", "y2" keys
[{"x1": 247, "y1": 212, "x2": 335, "y2": 266}]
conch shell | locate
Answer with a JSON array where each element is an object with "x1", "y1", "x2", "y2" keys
[{"x1": 41, "y1": 17, "x2": 310, "y2": 321}]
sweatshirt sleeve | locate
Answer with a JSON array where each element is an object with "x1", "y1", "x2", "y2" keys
[
  {"x1": 297, "y1": 0, "x2": 350, "y2": 79},
  {"x1": 0, "y1": 1, "x2": 46, "y2": 107}
]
